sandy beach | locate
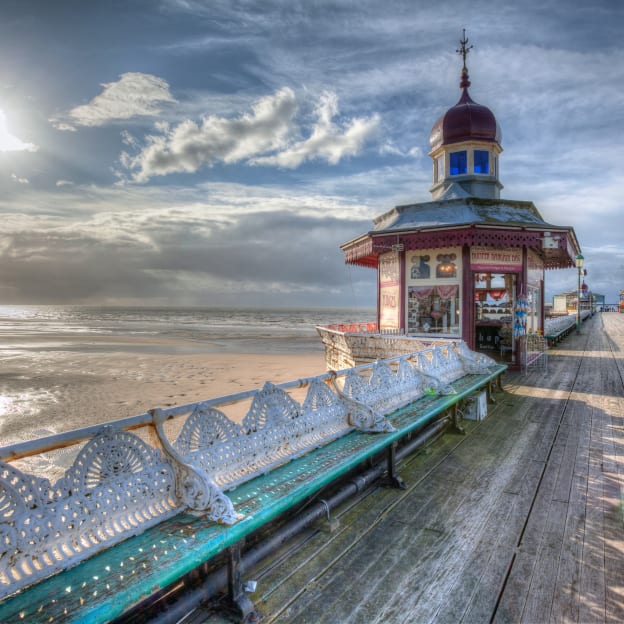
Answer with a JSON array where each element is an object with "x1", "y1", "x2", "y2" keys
[{"x1": 0, "y1": 333, "x2": 327, "y2": 447}]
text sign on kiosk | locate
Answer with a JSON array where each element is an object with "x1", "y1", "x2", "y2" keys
[
  {"x1": 470, "y1": 246, "x2": 522, "y2": 273},
  {"x1": 379, "y1": 251, "x2": 401, "y2": 330}
]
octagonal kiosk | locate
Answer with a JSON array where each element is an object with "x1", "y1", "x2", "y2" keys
[{"x1": 321, "y1": 35, "x2": 581, "y2": 369}]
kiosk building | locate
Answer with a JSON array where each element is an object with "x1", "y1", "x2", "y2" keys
[{"x1": 332, "y1": 34, "x2": 581, "y2": 366}]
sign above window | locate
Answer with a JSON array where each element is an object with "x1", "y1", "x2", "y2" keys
[{"x1": 470, "y1": 246, "x2": 522, "y2": 272}]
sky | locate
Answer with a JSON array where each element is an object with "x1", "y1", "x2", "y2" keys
[{"x1": 0, "y1": 0, "x2": 622, "y2": 309}]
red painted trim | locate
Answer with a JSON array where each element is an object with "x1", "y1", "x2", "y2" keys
[
  {"x1": 462, "y1": 244, "x2": 474, "y2": 348},
  {"x1": 521, "y1": 247, "x2": 528, "y2": 296},
  {"x1": 376, "y1": 257, "x2": 381, "y2": 328},
  {"x1": 540, "y1": 279, "x2": 545, "y2": 332},
  {"x1": 399, "y1": 251, "x2": 406, "y2": 331},
  {"x1": 345, "y1": 228, "x2": 576, "y2": 270}
]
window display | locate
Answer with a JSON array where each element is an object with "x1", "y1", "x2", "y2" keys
[{"x1": 408, "y1": 284, "x2": 459, "y2": 334}]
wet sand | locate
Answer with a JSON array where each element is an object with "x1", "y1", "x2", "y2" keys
[{"x1": 0, "y1": 334, "x2": 326, "y2": 446}]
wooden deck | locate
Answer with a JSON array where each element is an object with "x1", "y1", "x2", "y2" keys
[{"x1": 187, "y1": 313, "x2": 624, "y2": 624}]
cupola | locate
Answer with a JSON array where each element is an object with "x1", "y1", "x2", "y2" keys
[{"x1": 429, "y1": 30, "x2": 503, "y2": 200}]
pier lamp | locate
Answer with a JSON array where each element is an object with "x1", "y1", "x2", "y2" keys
[{"x1": 575, "y1": 253, "x2": 584, "y2": 332}]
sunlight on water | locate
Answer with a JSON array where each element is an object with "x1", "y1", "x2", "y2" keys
[
  {"x1": 0, "y1": 305, "x2": 374, "y2": 353},
  {"x1": 0, "y1": 389, "x2": 60, "y2": 446},
  {"x1": 0, "y1": 395, "x2": 14, "y2": 417}
]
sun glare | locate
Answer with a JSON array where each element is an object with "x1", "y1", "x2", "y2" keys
[{"x1": 0, "y1": 108, "x2": 37, "y2": 152}]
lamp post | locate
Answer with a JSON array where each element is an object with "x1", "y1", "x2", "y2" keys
[{"x1": 575, "y1": 253, "x2": 584, "y2": 332}]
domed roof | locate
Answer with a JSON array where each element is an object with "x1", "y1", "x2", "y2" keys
[{"x1": 429, "y1": 68, "x2": 501, "y2": 150}]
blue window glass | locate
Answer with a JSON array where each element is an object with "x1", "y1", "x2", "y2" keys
[
  {"x1": 449, "y1": 151, "x2": 467, "y2": 175},
  {"x1": 474, "y1": 150, "x2": 489, "y2": 174}
]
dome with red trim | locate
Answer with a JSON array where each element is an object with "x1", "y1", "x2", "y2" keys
[{"x1": 429, "y1": 69, "x2": 501, "y2": 150}]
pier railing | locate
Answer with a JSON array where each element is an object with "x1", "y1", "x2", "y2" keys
[{"x1": 318, "y1": 322, "x2": 409, "y2": 335}]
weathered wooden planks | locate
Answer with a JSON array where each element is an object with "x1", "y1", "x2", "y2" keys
[{"x1": 193, "y1": 314, "x2": 624, "y2": 624}]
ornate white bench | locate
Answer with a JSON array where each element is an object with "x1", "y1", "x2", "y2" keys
[{"x1": 0, "y1": 343, "x2": 505, "y2": 623}]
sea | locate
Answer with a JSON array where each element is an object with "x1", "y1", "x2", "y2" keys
[{"x1": 0, "y1": 305, "x2": 375, "y2": 355}]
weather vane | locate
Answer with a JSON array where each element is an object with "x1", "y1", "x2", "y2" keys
[{"x1": 456, "y1": 28, "x2": 473, "y2": 71}]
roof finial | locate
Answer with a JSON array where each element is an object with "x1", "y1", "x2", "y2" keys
[{"x1": 456, "y1": 28, "x2": 473, "y2": 89}]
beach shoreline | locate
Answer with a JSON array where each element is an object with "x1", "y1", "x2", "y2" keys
[{"x1": 0, "y1": 333, "x2": 327, "y2": 446}]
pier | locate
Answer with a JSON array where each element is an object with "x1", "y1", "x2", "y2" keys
[{"x1": 190, "y1": 312, "x2": 624, "y2": 623}]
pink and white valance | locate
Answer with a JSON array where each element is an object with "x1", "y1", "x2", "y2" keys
[{"x1": 437, "y1": 284, "x2": 459, "y2": 300}]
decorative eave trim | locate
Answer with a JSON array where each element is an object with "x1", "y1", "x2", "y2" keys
[
  {"x1": 342, "y1": 236, "x2": 374, "y2": 267},
  {"x1": 343, "y1": 224, "x2": 579, "y2": 270}
]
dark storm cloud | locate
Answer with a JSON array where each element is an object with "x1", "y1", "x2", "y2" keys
[
  {"x1": 152, "y1": 211, "x2": 371, "y2": 285},
  {"x1": 0, "y1": 230, "x2": 163, "y2": 302},
  {"x1": 0, "y1": 202, "x2": 375, "y2": 306}
]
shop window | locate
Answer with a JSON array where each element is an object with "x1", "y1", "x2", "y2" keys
[
  {"x1": 474, "y1": 150, "x2": 489, "y2": 174},
  {"x1": 449, "y1": 151, "x2": 467, "y2": 175},
  {"x1": 407, "y1": 284, "x2": 460, "y2": 334}
]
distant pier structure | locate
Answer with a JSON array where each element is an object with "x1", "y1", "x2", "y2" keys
[{"x1": 335, "y1": 32, "x2": 582, "y2": 366}]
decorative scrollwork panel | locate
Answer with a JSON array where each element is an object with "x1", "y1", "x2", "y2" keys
[
  {"x1": 0, "y1": 427, "x2": 180, "y2": 600},
  {"x1": 243, "y1": 382, "x2": 300, "y2": 432}
]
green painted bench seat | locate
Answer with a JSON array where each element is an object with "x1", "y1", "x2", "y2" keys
[{"x1": 0, "y1": 363, "x2": 505, "y2": 624}]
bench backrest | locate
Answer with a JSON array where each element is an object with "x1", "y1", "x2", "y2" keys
[
  {"x1": 428, "y1": 344, "x2": 466, "y2": 385},
  {"x1": 172, "y1": 379, "x2": 354, "y2": 491},
  {"x1": 0, "y1": 428, "x2": 180, "y2": 601},
  {"x1": 0, "y1": 342, "x2": 499, "y2": 602},
  {"x1": 341, "y1": 358, "x2": 426, "y2": 413}
]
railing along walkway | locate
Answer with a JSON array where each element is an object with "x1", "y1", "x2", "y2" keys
[{"x1": 189, "y1": 313, "x2": 624, "y2": 623}]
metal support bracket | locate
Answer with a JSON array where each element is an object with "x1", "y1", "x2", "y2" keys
[
  {"x1": 451, "y1": 404, "x2": 466, "y2": 435},
  {"x1": 381, "y1": 441, "x2": 407, "y2": 489},
  {"x1": 314, "y1": 499, "x2": 340, "y2": 533},
  {"x1": 495, "y1": 374, "x2": 505, "y2": 393},
  {"x1": 486, "y1": 381, "x2": 494, "y2": 405},
  {"x1": 225, "y1": 542, "x2": 262, "y2": 623},
  {"x1": 486, "y1": 380, "x2": 499, "y2": 405}
]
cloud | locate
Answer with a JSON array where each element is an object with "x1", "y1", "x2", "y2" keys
[
  {"x1": 55, "y1": 179, "x2": 74, "y2": 187},
  {"x1": 52, "y1": 72, "x2": 176, "y2": 130},
  {"x1": 0, "y1": 182, "x2": 376, "y2": 306},
  {"x1": 251, "y1": 91, "x2": 380, "y2": 168},
  {"x1": 121, "y1": 88, "x2": 381, "y2": 181},
  {"x1": 51, "y1": 122, "x2": 77, "y2": 132},
  {"x1": 0, "y1": 110, "x2": 38, "y2": 152},
  {"x1": 379, "y1": 142, "x2": 421, "y2": 159},
  {"x1": 10, "y1": 173, "x2": 29, "y2": 184},
  {"x1": 120, "y1": 87, "x2": 298, "y2": 181}
]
